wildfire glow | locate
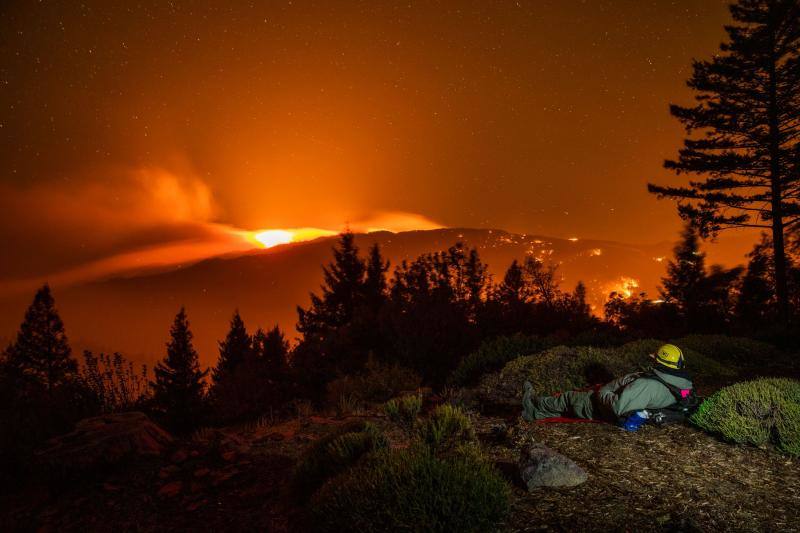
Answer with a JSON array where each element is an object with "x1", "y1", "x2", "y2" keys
[
  {"x1": 248, "y1": 227, "x2": 338, "y2": 249},
  {"x1": 607, "y1": 276, "x2": 640, "y2": 298},
  {"x1": 253, "y1": 230, "x2": 294, "y2": 248}
]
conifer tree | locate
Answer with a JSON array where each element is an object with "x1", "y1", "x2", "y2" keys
[
  {"x1": 297, "y1": 231, "x2": 367, "y2": 339},
  {"x1": 3, "y1": 284, "x2": 77, "y2": 395},
  {"x1": 152, "y1": 308, "x2": 208, "y2": 431},
  {"x1": 570, "y1": 281, "x2": 591, "y2": 318},
  {"x1": 363, "y1": 243, "x2": 389, "y2": 312},
  {"x1": 660, "y1": 224, "x2": 708, "y2": 313},
  {"x1": 212, "y1": 310, "x2": 252, "y2": 385},
  {"x1": 255, "y1": 325, "x2": 290, "y2": 378},
  {"x1": 649, "y1": 0, "x2": 800, "y2": 320},
  {"x1": 736, "y1": 234, "x2": 776, "y2": 324}
]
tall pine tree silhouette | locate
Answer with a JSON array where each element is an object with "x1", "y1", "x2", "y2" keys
[
  {"x1": 3, "y1": 284, "x2": 77, "y2": 396},
  {"x1": 363, "y1": 243, "x2": 389, "y2": 313},
  {"x1": 297, "y1": 231, "x2": 366, "y2": 338},
  {"x1": 649, "y1": 0, "x2": 800, "y2": 320},
  {"x1": 212, "y1": 310, "x2": 252, "y2": 385},
  {"x1": 152, "y1": 308, "x2": 208, "y2": 431}
]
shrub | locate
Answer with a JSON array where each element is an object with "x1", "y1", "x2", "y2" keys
[
  {"x1": 325, "y1": 359, "x2": 421, "y2": 406},
  {"x1": 334, "y1": 394, "x2": 363, "y2": 417},
  {"x1": 383, "y1": 395, "x2": 422, "y2": 431},
  {"x1": 291, "y1": 421, "x2": 389, "y2": 501},
  {"x1": 478, "y1": 339, "x2": 732, "y2": 407},
  {"x1": 81, "y1": 351, "x2": 150, "y2": 413},
  {"x1": 311, "y1": 448, "x2": 510, "y2": 533},
  {"x1": 691, "y1": 378, "x2": 800, "y2": 456},
  {"x1": 448, "y1": 334, "x2": 552, "y2": 387},
  {"x1": 415, "y1": 404, "x2": 475, "y2": 454},
  {"x1": 674, "y1": 334, "x2": 781, "y2": 366}
]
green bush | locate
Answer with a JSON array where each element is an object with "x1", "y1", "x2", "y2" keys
[
  {"x1": 478, "y1": 339, "x2": 732, "y2": 406},
  {"x1": 415, "y1": 404, "x2": 475, "y2": 453},
  {"x1": 691, "y1": 378, "x2": 800, "y2": 456},
  {"x1": 448, "y1": 334, "x2": 551, "y2": 386},
  {"x1": 311, "y1": 448, "x2": 510, "y2": 533},
  {"x1": 383, "y1": 395, "x2": 422, "y2": 431},
  {"x1": 325, "y1": 360, "x2": 421, "y2": 405},
  {"x1": 674, "y1": 334, "x2": 781, "y2": 366},
  {"x1": 291, "y1": 421, "x2": 389, "y2": 501}
]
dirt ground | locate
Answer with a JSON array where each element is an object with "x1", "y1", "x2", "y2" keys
[
  {"x1": 2, "y1": 409, "x2": 799, "y2": 532},
  {"x1": 478, "y1": 416, "x2": 800, "y2": 532}
]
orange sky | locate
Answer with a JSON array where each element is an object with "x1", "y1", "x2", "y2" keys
[{"x1": 0, "y1": 0, "x2": 757, "y2": 291}]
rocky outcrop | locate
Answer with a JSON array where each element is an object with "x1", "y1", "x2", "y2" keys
[
  {"x1": 36, "y1": 411, "x2": 173, "y2": 469},
  {"x1": 519, "y1": 442, "x2": 587, "y2": 489}
]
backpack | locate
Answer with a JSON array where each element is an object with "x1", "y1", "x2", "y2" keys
[{"x1": 642, "y1": 370, "x2": 701, "y2": 426}]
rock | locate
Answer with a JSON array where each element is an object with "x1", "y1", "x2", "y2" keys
[
  {"x1": 519, "y1": 442, "x2": 587, "y2": 489},
  {"x1": 158, "y1": 480, "x2": 182, "y2": 498},
  {"x1": 36, "y1": 412, "x2": 173, "y2": 469}
]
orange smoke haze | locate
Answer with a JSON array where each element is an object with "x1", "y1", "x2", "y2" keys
[{"x1": 0, "y1": 166, "x2": 444, "y2": 294}]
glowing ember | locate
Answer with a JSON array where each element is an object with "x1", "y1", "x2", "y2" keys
[
  {"x1": 568, "y1": 237, "x2": 579, "y2": 242},
  {"x1": 589, "y1": 248, "x2": 603, "y2": 256}
]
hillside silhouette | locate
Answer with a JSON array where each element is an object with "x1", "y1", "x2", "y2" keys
[{"x1": 1, "y1": 228, "x2": 674, "y2": 368}]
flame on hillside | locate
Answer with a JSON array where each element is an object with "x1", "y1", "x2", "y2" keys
[
  {"x1": 245, "y1": 228, "x2": 338, "y2": 248},
  {"x1": 606, "y1": 276, "x2": 640, "y2": 298}
]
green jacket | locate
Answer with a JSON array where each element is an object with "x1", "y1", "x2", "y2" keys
[{"x1": 596, "y1": 367, "x2": 693, "y2": 419}]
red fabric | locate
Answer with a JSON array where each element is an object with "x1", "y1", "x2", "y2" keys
[{"x1": 534, "y1": 416, "x2": 603, "y2": 424}]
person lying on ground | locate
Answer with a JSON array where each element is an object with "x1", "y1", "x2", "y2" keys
[{"x1": 521, "y1": 344, "x2": 695, "y2": 430}]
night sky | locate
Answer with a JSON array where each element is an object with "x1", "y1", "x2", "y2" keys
[{"x1": 1, "y1": 0, "x2": 742, "y2": 289}]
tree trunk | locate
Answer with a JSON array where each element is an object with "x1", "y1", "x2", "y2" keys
[{"x1": 767, "y1": 14, "x2": 789, "y2": 323}]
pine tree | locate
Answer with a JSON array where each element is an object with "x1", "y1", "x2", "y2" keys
[
  {"x1": 570, "y1": 281, "x2": 591, "y2": 318},
  {"x1": 212, "y1": 310, "x2": 252, "y2": 385},
  {"x1": 649, "y1": 0, "x2": 800, "y2": 320},
  {"x1": 363, "y1": 243, "x2": 389, "y2": 312},
  {"x1": 736, "y1": 234, "x2": 777, "y2": 324},
  {"x1": 660, "y1": 224, "x2": 708, "y2": 317},
  {"x1": 3, "y1": 284, "x2": 77, "y2": 396},
  {"x1": 297, "y1": 231, "x2": 367, "y2": 338},
  {"x1": 151, "y1": 308, "x2": 208, "y2": 431},
  {"x1": 256, "y1": 325, "x2": 290, "y2": 378}
]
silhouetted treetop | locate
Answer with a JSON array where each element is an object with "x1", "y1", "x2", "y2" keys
[
  {"x1": 648, "y1": 0, "x2": 800, "y2": 319},
  {"x1": 3, "y1": 284, "x2": 77, "y2": 394}
]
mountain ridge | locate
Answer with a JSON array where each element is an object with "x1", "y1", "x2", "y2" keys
[{"x1": 0, "y1": 227, "x2": 676, "y2": 368}]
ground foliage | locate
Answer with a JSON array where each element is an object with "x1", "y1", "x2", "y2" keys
[
  {"x1": 691, "y1": 378, "x2": 800, "y2": 456},
  {"x1": 291, "y1": 420, "x2": 388, "y2": 502},
  {"x1": 310, "y1": 447, "x2": 510, "y2": 533},
  {"x1": 383, "y1": 395, "x2": 422, "y2": 432}
]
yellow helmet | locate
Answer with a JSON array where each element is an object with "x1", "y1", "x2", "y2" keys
[{"x1": 653, "y1": 344, "x2": 684, "y2": 370}]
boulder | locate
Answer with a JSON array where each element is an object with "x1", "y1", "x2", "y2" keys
[
  {"x1": 36, "y1": 412, "x2": 173, "y2": 469},
  {"x1": 519, "y1": 442, "x2": 587, "y2": 489}
]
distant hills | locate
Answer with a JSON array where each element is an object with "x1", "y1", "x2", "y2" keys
[{"x1": 0, "y1": 228, "x2": 676, "y2": 369}]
